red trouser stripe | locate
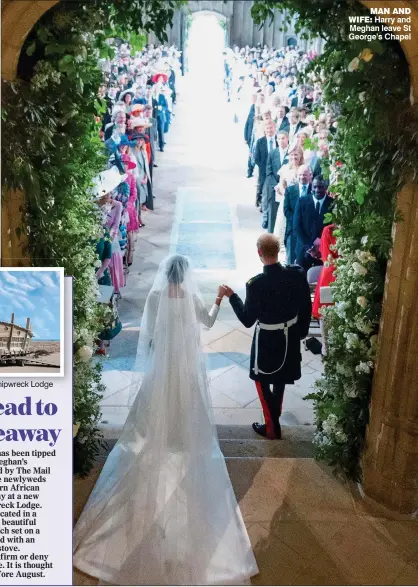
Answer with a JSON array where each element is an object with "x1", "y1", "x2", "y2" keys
[{"x1": 255, "y1": 381, "x2": 275, "y2": 439}]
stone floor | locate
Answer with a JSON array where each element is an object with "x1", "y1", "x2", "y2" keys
[
  {"x1": 74, "y1": 456, "x2": 418, "y2": 586},
  {"x1": 97, "y1": 73, "x2": 322, "y2": 436}
]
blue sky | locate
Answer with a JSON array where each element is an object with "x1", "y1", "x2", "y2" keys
[{"x1": 0, "y1": 271, "x2": 61, "y2": 341}]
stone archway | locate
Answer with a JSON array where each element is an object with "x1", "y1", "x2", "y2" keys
[
  {"x1": 2, "y1": 0, "x2": 418, "y2": 513},
  {"x1": 183, "y1": 10, "x2": 228, "y2": 74}
]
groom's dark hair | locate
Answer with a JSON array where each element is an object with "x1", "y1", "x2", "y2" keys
[{"x1": 166, "y1": 255, "x2": 189, "y2": 285}]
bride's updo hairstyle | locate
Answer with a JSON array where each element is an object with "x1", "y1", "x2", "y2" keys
[{"x1": 166, "y1": 255, "x2": 189, "y2": 285}]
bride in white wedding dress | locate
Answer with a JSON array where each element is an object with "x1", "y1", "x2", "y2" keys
[{"x1": 73, "y1": 254, "x2": 259, "y2": 585}]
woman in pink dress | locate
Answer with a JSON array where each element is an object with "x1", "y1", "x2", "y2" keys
[
  {"x1": 120, "y1": 153, "x2": 139, "y2": 266},
  {"x1": 105, "y1": 198, "x2": 124, "y2": 295}
]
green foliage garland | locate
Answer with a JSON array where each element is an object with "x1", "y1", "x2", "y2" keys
[
  {"x1": 1, "y1": 0, "x2": 184, "y2": 475},
  {"x1": 253, "y1": 0, "x2": 418, "y2": 479}
]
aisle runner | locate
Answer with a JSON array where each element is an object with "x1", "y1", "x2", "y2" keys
[{"x1": 171, "y1": 188, "x2": 236, "y2": 270}]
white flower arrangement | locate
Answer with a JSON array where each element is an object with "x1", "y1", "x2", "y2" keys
[
  {"x1": 354, "y1": 318, "x2": 374, "y2": 335},
  {"x1": 348, "y1": 57, "x2": 360, "y2": 72},
  {"x1": 352, "y1": 261, "x2": 368, "y2": 276},
  {"x1": 344, "y1": 332, "x2": 359, "y2": 349},
  {"x1": 357, "y1": 296, "x2": 368, "y2": 308},
  {"x1": 344, "y1": 386, "x2": 358, "y2": 399},
  {"x1": 76, "y1": 345, "x2": 93, "y2": 362},
  {"x1": 336, "y1": 362, "x2": 352, "y2": 376},
  {"x1": 335, "y1": 301, "x2": 348, "y2": 318},
  {"x1": 355, "y1": 361, "x2": 373, "y2": 374},
  {"x1": 335, "y1": 429, "x2": 348, "y2": 443},
  {"x1": 356, "y1": 250, "x2": 376, "y2": 264}
]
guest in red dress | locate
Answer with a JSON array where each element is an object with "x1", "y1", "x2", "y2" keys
[{"x1": 312, "y1": 224, "x2": 338, "y2": 355}]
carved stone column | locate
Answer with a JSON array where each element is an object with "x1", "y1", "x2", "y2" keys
[{"x1": 362, "y1": 183, "x2": 418, "y2": 515}]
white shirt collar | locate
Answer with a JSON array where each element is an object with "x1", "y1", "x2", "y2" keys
[{"x1": 312, "y1": 193, "x2": 326, "y2": 207}]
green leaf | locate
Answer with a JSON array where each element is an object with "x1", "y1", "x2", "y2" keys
[
  {"x1": 26, "y1": 42, "x2": 36, "y2": 56},
  {"x1": 45, "y1": 43, "x2": 61, "y2": 56},
  {"x1": 355, "y1": 182, "x2": 368, "y2": 205}
]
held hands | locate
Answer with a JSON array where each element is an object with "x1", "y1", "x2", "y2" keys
[{"x1": 220, "y1": 285, "x2": 234, "y2": 298}]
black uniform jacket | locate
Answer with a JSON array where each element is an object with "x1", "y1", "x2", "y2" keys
[{"x1": 229, "y1": 263, "x2": 312, "y2": 384}]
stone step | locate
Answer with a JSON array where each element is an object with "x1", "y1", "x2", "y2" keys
[
  {"x1": 220, "y1": 437, "x2": 314, "y2": 458},
  {"x1": 98, "y1": 425, "x2": 315, "y2": 462},
  {"x1": 216, "y1": 423, "x2": 315, "y2": 442}
]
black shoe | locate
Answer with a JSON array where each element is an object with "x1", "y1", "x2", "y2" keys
[
  {"x1": 252, "y1": 421, "x2": 281, "y2": 439},
  {"x1": 252, "y1": 422, "x2": 267, "y2": 437},
  {"x1": 247, "y1": 173, "x2": 253, "y2": 179},
  {"x1": 153, "y1": 164, "x2": 158, "y2": 168}
]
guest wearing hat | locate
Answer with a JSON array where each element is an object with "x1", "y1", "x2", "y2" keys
[
  {"x1": 129, "y1": 116, "x2": 152, "y2": 165},
  {"x1": 92, "y1": 166, "x2": 127, "y2": 297},
  {"x1": 119, "y1": 89, "x2": 134, "y2": 113},
  {"x1": 129, "y1": 132, "x2": 153, "y2": 214},
  {"x1": 119, "y1": 154, "x2": 140, "y2": 261},
  {"x1": 128, "y1": 102, "x2": 143, "y2": 124},
  {"x1": 151, "y1": 79, "x2": 168, "y2": 152}
]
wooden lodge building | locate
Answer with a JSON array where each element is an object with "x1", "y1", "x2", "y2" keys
[{"x1": 0, "y1": 313, "x2": 33, "y2": 355}]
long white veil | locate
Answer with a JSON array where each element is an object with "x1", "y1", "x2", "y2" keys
[{"x1": 73, "y1": 254, "x2": 258, "y2": 585}]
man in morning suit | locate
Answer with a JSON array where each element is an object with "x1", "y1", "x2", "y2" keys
[
  {"x1": 254, "y1": 119, "x2": 278, "y2": 208},
  {"x1": 293, "y1": 176, "x2": 334, "y2": 272},
  {"x1": 276, "y1": 105, "x2": 290, "y2": 133},
  {"x1": 283, "y1": 165, "x2": 313, "y2": 264},
  {"x1": 262, "y1": 130, "x2": 289, "y2": 233},
  {"x1": 220, "y1": 234, "x2": 312, "y2": 439}
]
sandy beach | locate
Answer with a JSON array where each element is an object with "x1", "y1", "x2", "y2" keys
[{"x1": 0, "y1": 340, "x2": 61, "y2": 373}]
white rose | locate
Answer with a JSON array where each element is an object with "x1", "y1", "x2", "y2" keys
[
  {"x1": 355, "y1": 361, "x2": 373, "y2": 374},
  {"x1": 335, "y1": 301, "x2": 348, "y2": 318},
  {"x1": 352, "y1": 262, "x2": 368, "y2": 276},
  {"x1": 73, "y1": 423, "x2": 80, "y2": 438},
  {"x1": 370, "y1": 334, "x2": 378, "y2": 347},
  {"x1": 361, "y1": 235, "x2": 368, "y2": 245},
  {"x1": 348, "y1": 57, "x2": 360, "y2": 72},
  {"x1": 344, "y1": 386, "x2": 358, "y2": 399},
  {"x1": 345, "y1": 332, "x2": 359, "y2": 348},
  {"x1": 76, "y1": 345, "x2": 93, "y2": 362},
  {"x1": 359, "y1": 91, "x2": 366, "y2": 102},
  {"x1": 357, "y1": 296, "x2": 368, "y2": 308},
  {"x1": 335, "y1": 429, "x2": 348, "y2": 443}
]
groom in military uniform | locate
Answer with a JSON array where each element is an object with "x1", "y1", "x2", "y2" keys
[{"x1": 221, "y1": 234, "x2": 311, "y2": 439}]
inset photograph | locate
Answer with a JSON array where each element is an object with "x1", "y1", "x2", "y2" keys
[{"x1": 0, "y1": 269, "x2": 64, "y2": 376}]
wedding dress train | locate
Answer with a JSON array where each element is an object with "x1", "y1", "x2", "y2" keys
[{"x1": 73, "y1": 255, "x2": 259, "y2": 585}]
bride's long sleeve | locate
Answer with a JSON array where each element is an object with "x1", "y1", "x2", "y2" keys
[{"x1": 194, "y1": 297, "x2": 220, "y2": 328}]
